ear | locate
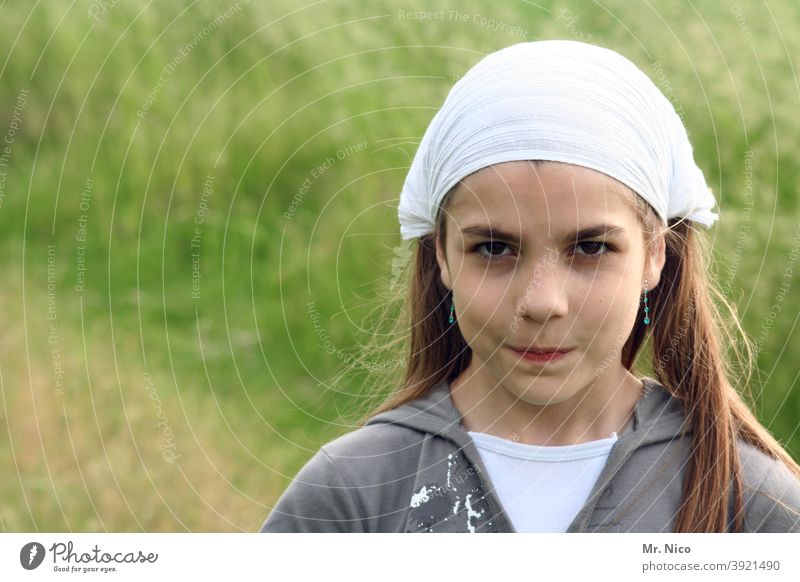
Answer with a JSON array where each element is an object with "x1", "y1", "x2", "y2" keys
[
  {"x1": 644, "y1": 233, "x2": 666, "y2": 290},
  {"x1": 435, "y1": 234, "x2": 453, "y2": 291}
]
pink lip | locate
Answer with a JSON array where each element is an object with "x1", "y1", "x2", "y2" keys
[{"x1": 510, "y1": 346, "x2": 572, "y2": 365}]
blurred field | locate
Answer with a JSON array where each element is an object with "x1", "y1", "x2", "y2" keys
[{"x1": 0, "y1": 0, "x2": 799, "y2": 531}]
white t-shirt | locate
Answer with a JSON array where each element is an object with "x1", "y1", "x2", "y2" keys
[{"x1": 468, "y1": 430, "x2": 618, "y2": 532}]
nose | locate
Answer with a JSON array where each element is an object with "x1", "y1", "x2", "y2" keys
[{"x1": 514, "y1": 252, "x2": 568, "y2": 321}]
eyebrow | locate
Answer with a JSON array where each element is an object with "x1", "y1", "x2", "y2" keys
[{"x1": 459, "y1": 224, "x2": 627, "y2": 244}]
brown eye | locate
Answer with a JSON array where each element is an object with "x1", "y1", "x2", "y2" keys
[
  {"x1": 474, "y1": 242, "x2": 514, "y2": 260},
  {"x1": 574, "y1": 241, "x2": 612, "y2": 257}
]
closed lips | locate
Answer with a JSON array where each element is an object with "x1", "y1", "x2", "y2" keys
[{"x1": 511, "y1": 346, "x2": 573, "y2": 354}]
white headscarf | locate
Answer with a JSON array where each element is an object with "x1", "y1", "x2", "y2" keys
[{"x1": 397, "y1": 40, "x2": 719, "y2": 240}]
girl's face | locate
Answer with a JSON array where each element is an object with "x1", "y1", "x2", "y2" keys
[{"x1": 435, "y1": 160, "x2": 665, "y2": 406}]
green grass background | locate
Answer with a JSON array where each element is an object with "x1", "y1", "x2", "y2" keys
[{"x1": 0, "y1": 0, "x2": 798, "y2": 531}]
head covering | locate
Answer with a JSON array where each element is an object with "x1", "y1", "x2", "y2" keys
[{"x1": 397, "y1": 40, "x2": 719, "y2": 240}]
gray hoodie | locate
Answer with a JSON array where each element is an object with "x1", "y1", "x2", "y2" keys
[{"x1": 260, "y1": 376, "x2": 800, "y2": 532}]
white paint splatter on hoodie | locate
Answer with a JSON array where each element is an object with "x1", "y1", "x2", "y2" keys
[
  {"x1": 410, "y1": 485, "x2": 431, "y2": 508},
  {"x1": 464, "y1": 493, "x2": 485, "y2": 533}
]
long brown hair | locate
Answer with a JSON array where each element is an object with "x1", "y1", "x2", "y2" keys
[{"x1": 334, "y1": 162, "x2": 800, "y2": 532}]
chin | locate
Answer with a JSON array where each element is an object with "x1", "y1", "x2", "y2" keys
[{"x1": 507, "y1": 378, "x2": 572, "y2": 405}]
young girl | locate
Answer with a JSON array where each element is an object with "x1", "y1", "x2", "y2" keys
[{"x1": 261, "y1": 40, "x2": 800, "y2": 533}]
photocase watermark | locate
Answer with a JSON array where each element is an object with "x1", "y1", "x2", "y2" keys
[
  {"x1": 87, "y1": 0, "x2": 123, "y2": 21},
  {"x1": 651, "y1": 60, "x2": 687, "y2": 129},
  {"x1": 190, "y1": 174, "x2": 214, "y2": 300},
  {"x1": 284, "y1": 141, "x2": 369, "y2": 220},
  {"x1": 508, "y1": 246, "x2": 561, "y2": 334},
  {"x1": 652, "y1": 295, "x2": 696, "y2": 377},
  {"x1": 726, "y1": 0, "x2": 751, "y2": 35},
  {"x1": 593, "y1": 318, "x2": 640, "y2": 381},
  {"x1": 41, "y1": 539, "x2": 158, "y2": 573},
  {"x1": 75, "y1": 177, "x2": 94, "y2": 293},
  {"x1": 307, "y1": 299, "x2": 402, "y2": 372},
  {"x1": 142, "y1": 372, "x2": 181, "y2": 464},
  {"x1": 554, "y1": 9, "x2": 594, "y2": 42},
  {"x1": 20, "y1": 542, "x2": 46, "y2": 570},
  {"x1": 137, "y1": 2, "x2": 249, "y2": 119},
  {"x1": 753, "y1": 226, "x2": 800, "y2": 357},
  {"x1": 723, "y1": 150, "x2": 754, "y2": 295},
  {"x1": 0, "y1": 87, "x2": 30, "y2": 209},
  {"x1": 397, "y1": 9, "x2": 529, "y2": 38},
  {"x1": 47, "y1": 244, "x2": 64, "y2": 397}
]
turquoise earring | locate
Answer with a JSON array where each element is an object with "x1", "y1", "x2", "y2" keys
[
  {"x1": 643, "y1": 280, "x2": 650, "y2": 325},
  {"x1": 448, "y1": 299, "x2": 455, "y2": 324}
]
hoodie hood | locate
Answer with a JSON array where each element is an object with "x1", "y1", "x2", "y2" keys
[{"x1": 365, "y1": 376, "x2": 691, "y2": 446}]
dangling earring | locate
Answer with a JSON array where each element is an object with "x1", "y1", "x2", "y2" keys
[
  {"x1": 642, "y1": 279, "x2": 650, "y2": 325},
  {"x1": 448, "y1": 298, "x2": 455, "y2": 324}
]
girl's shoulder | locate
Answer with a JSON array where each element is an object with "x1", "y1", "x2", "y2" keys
[
  {"x1": 299, "y1": 419, "x2": 436, "y2": 487},
  {"x1": 260, "y1": 422, "x2": 439, "y2": 533},
  {"x1": 737, "y1": 440, "x2": 800, "y2": 532},
  {"x1": 326, "y1": 418, "x2": 429, "y2": 451}
]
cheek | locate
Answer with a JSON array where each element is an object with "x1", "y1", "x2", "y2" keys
[
  {"x1": 456, "y1": 269, "x2": 514, "y2": 304},
  {"x1": 454, "y1": 283, "x2": 512, "y2": 339},
  {"x1": 578, "y1": 259, "x2": 639, "y2": 311},
  {"x1": 580, "y1": 289, "x2": 640, "y2": 351}
]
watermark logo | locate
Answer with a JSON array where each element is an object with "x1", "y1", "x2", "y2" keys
[
  {"x1": 20, "y1": 542, "x2": 46, "y2": 570},
  {"x1": 555, "y1": 9, "x2": 594, "y2": 42},
  {"x1": 88, "y1": 0, "x2": 122, "y2": 22},
  {"x1": 284, "y1": 141, "x2": 369, "y2": 219}
]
